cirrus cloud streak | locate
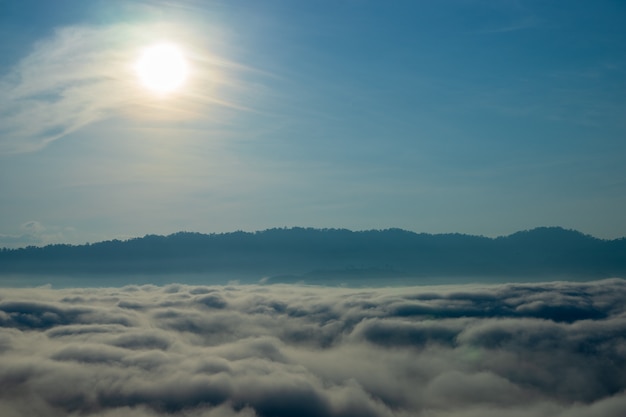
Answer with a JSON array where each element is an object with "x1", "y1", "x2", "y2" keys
[{"x1": 0, "y1": 22, "x2": 250, "y2": 154}]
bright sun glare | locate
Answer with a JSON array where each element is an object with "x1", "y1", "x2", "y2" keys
[{"x1": 134, "y1": 43, "x2": 188, "y2": 94}]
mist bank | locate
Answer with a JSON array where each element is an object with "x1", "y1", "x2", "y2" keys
[
  {"x1": 1, "y1": 279, "x2": 625, "y2": 417},
  {"x1": 1, "y1": 227, "x2": 624, "y2": 281}
]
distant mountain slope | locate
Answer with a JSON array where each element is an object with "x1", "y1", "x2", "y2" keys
[{"x1": 0, "y1": 227, "x2": 624, "y2": 279}]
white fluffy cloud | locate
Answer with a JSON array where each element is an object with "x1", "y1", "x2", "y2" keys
[
  {"x1": 0, "y1": 221, "x2": 77, "y2": 249},
  {"x1": 0, "y1": 279, "x2": 625, "y2": 416}
]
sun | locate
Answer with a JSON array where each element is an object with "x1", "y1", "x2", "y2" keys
[{"x1": 134, "y1": 43, "x2": 189, "y2": 94}]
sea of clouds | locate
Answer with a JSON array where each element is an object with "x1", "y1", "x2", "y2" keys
[{"x1": 1, "y1": 279, "x2": 625, "y2": 417}]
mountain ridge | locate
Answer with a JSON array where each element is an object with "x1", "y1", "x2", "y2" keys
[{"x1": 1, "y1": 226, "x2": 624, "y2": 280}]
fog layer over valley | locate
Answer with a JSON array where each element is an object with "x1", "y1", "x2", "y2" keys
[{"x1": 1, "y1": 279, "x2": 625, "y2": 416}]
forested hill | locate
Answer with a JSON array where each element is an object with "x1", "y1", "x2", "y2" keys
[{"x1": 1, "y1": 227, "x2": 625, "y2": 279}]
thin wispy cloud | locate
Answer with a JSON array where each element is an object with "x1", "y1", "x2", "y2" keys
[
  {"x1": 0, "y1": 22, "x2": 251, "y2": 154},
  {"x1": 1, "y1": 280, "x2": 625, "y2": 416},
  {"x1": 474, "y1": 16, "x2": 540, "y2": 34},
  {"x1": 0, "y1": 25, "x2": 132, "y2": 153}
]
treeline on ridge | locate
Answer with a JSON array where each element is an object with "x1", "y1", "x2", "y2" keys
[{"x1": 0, "y1": 227, "x2": 624, "y2": 279}]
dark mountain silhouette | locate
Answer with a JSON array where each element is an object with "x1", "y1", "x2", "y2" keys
[{"x1": 0, "y1": 227, "x2": 624, "y2": 282}]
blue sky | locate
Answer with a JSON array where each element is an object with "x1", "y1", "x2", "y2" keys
[{"x1": 1, "y1": 0, "x2": 625, "y2": 247}]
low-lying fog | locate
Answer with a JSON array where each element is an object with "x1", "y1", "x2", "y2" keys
[{"x1": 1, "y1": 279, "x2": 625, "y2": 416}]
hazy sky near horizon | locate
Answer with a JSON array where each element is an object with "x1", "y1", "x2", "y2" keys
[{"x1": 1, "y1": 0, "x2": 625, "y2": 247}]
